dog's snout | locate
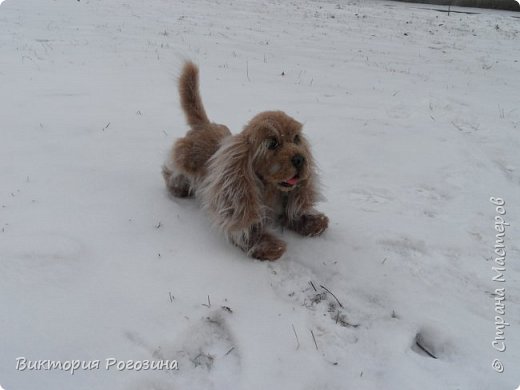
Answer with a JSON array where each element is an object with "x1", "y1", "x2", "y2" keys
[{"x1": 291, "y1": 154, "x2": 305, "y2": 169}]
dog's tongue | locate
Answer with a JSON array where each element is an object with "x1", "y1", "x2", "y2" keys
[{"x1": 286, "y1": 176, "x2": 299, "y2": 186}]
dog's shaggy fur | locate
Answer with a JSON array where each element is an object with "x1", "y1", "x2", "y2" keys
[{"x1": 163, "y1": 61, "x2": 328, "y2": 260}]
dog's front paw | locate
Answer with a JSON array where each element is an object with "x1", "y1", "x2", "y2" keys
[
  {"x1": 289, "y1": 213, "x2": 329, "y2": 237},
  {"x1": 250, "y1": 232, "x2": 286, "y2": 261}
]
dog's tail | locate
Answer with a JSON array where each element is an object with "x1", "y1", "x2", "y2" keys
[{"x1": 179, "y1": 61, "x2": 210, "y2": 127}]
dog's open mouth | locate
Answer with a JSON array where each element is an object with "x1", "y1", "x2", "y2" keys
[{"x1": 279, "y1": 175, "x2": 299, "y2": 188}]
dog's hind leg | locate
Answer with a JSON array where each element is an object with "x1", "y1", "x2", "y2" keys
[{"x1": 162, "y1": 164, "x2": 194, "y2": 198}]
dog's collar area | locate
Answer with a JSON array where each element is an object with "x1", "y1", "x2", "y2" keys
[{"x1": 280, "y1": 192, "x2": 289, "y2": 223}]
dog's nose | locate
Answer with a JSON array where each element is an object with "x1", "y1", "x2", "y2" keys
[{"x1": 291, "y1": 154, "x2": 305, "y2": 169}]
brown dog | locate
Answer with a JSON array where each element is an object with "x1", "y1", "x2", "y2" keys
[{"x1": 163, "y1": 61, "x2": 328, "y2": 260}]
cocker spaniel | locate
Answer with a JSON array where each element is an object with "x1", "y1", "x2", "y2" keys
[{"x1": 162, "y1": 61, "x2": 328, "y2": 260}]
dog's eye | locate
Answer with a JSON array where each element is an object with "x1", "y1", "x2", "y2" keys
[
  {"x1": 293, "y1": 134, "x2": 301, "y2": 144},
  {"x1": 267, "y1": 138, "x2": 279, "y2": 150}
]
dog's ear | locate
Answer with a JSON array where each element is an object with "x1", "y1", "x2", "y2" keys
[{"x1": 200, "y1": 134, "x2": 263, "y2": 233}]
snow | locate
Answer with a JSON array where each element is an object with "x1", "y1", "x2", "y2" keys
[{"x1": 1, "y1": 0, "x2": 519, "y2": 389}]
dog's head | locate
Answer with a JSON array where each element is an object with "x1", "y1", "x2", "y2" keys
[
  {"x1": 244, "y1": 111, "x2": 313, "y2": 192},
  {"x1": 201, "y1": 111, "x2": 318, "y2": 232}
]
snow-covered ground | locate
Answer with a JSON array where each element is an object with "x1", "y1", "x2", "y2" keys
[{"x1": 1, "y1": 0, "x2": 519, "y2": 389}]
